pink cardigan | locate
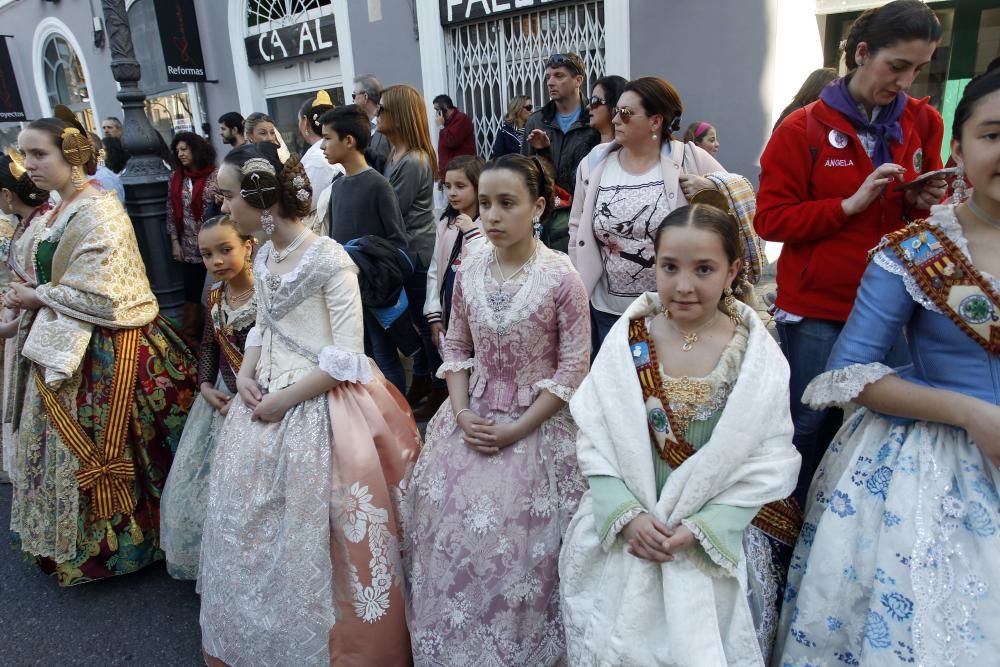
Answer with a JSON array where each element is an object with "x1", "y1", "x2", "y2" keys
[{"x1": 568, "y1": 140, "x2": 724, "y2": 298}]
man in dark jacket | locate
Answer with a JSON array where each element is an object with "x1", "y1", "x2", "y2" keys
[
  {"x1": 433, "y1": 94, "x2": 477, "y2": 182},
  {"x1": 521, "y1": 52, "x2": 600, "y2": 193}
]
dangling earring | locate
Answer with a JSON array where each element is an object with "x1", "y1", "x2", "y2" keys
[
  {"x1": 651, "y1": 130, "x2": 658, "y2": 142},
  {"x1": 71, "y1": 165, "x2": 86, "y2": 191},
  {"x1": 723, "y1": 287, "x2": 741, "y2": 325},
  {"x1": 659, "y1": 304, "x2": 671, "y2": 319},
  {"x1": 951, "y1": 165, "x2": 968, "y2": 206},
  {"x1": 532, "y1": 214, "x2": 542, "y2": 240},
  {"x1": 260, "y1": 209, "x2": 275, "y2": 236}
]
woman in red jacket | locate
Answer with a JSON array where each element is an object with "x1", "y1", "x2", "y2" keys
[{"x1": 756, "y1": 0, "x2": 945, "y2": 504}]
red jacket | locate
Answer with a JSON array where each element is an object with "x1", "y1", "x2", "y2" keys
[
  {"x1": 438, "y1": 109, "x2": 477, "y2": 180},
  {"x1": 756, "y1": 96, "x2": 943, "y2": 321}
]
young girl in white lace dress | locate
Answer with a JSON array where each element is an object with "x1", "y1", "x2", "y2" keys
[{"x1": 197, "y1": 142, "x2": 421, "y2": 667}]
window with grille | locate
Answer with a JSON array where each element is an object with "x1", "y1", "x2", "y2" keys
[
  {"x1": 445, "y1": 1, "x2": 605, "y2": 157},
  {"x1": 247, "y1": 0, "x2": 333, "y2": 30}
]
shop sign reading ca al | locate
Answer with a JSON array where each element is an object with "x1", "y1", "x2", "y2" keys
[{"x1": 245, "y1": 14, "x2": 338, "y2": 66}]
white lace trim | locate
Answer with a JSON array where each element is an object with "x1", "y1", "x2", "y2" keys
[
  {"x1": 533, "y1": 378, "x2": 575, "y2": 402},
  {"x1": 682, "y1": 518, "x2": 739, "y2": 578},
  {"x1": 599, "y1": 505, "x2": 644, "y2": 551},
  {"x1": 318, "y1": 346, "x2": 373, "y2": 384},
  {"x1": 873, "y1": 251, "x2": 943, "y2": 314},
  {"x1": 435, "y1": 358, "x2": 474, "y2": 378},
  {"x1": 255, "y1": 236, "x2": 333, "y2": 284},
  {"x1": 802, "y1": 362, "x2": 896, "y2": 409},
  {"x1": 245, "y1": 326, "x2": 262, "y2": 348},
  {"x1": 462, "y1": 244, "x2": 568, "y2": 335}
]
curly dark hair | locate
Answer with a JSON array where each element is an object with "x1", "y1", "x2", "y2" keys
[{"x1": 170, "y1": 131, "x2": 216, "y2": 171}]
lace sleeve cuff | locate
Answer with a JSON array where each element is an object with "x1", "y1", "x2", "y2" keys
[
  {"x1": 682, "y1": 518, "x2": 740, "y2": 578},
  {"x1": 245, "y1": 326, "x2": 262, "y2": 348},
  {"x1": 436, "y1": 359, "x2": 474, "y2": 378},
  {"x1": 599, "y1": 504, "x2": 644, "y2": 551},
  {"x1": 534, "y1": 378, "x2": 576, "y2": 402},
  {"x1": 802, "y1": 362, "x2": 896, "y2": 409},
  {"x1": 318, "y1": 346, "x2": 374, "y2": 384}
]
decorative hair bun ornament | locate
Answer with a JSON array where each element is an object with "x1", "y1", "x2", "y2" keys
[
  {"x1": 241, "y1": 157, "x2": 277, "y2": 176},
  {"x1": 6, "y1": 146, "x2": 26, "y2": 179}
]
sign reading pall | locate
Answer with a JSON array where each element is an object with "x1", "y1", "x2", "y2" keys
[
  {"x1": 245, "y1": 15, "x2": 338, "y2": 67},
  {"x1": 439, "y1": 0, "x2": 575, "y2": 25}
]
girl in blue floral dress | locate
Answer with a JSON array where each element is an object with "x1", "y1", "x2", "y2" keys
[{"x1": 774, "y1": 66, "x2": 1000, "y2": 666}]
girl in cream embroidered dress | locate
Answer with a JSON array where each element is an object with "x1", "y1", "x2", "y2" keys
[
  {"x1": 405, "y1": 241, "x2": 591, "y2": 666},
  {"x1": 198, "y1": 235, "x2": 421, "y2": 667}
]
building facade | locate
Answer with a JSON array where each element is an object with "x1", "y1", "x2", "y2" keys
[{"x1": 0, "y1": 0, "x2": 996, "y2": 181}]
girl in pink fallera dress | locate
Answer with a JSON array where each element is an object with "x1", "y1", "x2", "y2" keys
[{"x1": 404, "y1": 154, "x2": 591, "y2": 666}]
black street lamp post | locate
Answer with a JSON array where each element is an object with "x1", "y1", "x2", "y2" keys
[{"x1": 101, "y1": 0, "x2": 183, "y2": 322}]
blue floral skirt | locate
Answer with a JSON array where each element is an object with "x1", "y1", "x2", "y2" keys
[{"x1": 774, "y1": 408, "x2": 1000, "y2": 666}]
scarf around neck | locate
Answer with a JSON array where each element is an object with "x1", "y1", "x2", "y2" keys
[
  {"x1": 819, "y1": 76, "x2": 906, "y2": 167},
  {"x1": 169, "y1": 164, "x2": 215, "y2": 239}
]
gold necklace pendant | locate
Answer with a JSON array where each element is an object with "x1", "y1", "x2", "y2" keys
[{"x1": 681, "y1": 332, "x2": 698, "y2": 352}]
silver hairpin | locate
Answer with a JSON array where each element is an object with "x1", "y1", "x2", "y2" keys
[
  {"x1": 241, "y1": 158, "x2": 276, "y2": 176},
  {"x1": 296, "y1": 189, "x2": 309, "y2": 202},
  {"x1": 239, "y1": 172, "x2": 278, "y2": 202},
  {"x1": 292, "y1": 175, "x2": 305, "y2": 188}
]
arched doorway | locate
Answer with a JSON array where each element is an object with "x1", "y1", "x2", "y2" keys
[{"x1": 41, "y1": 33, "x2": 96, "y2": 132}]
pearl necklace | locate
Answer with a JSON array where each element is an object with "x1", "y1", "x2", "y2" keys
[
  {"x1": 224, "y1": 283, "x2": 254, "y2": 305},
  {"x1": 271, "y1": 226, "x2": 310, "y2": 263},
  {"x1": 967, "y1": 198, "x2": 1000, "y2": 231},
  {"x1": 664, "y1": 310, "x2": 720, "y2": 352}
]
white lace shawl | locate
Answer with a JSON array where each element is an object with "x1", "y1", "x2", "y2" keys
[{"x1": 560, "y1": 293, "x2": 800, "y2": 667}]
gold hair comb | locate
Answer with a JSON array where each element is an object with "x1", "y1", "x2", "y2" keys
[{"x1": 6, "y1": 146, "x2": 25, "y2": 179}]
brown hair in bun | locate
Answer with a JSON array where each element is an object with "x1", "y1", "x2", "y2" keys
[{"x1": 278, "y1": 153, "x2": 311, "y2": 218}]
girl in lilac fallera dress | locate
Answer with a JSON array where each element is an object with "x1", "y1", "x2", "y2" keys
[{"x1": 404, "y1": 154, "x2": 591, "y2": 666}]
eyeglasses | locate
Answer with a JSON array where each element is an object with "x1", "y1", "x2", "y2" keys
[
  {"x1": 523, "y1": 103, "x2": 533, "y2": 112},
  {"x1": 376, "y1": 103, "x2": 384, "y2": 117},
  {"x1": 545, "y1": 53, "x2": 583, "y2": 76},
  {"x1": 612, "y1": 106, "x2": 647, "y2": 123},
  {"x1": 588, "y1": 96, "x2": 607, "y2": 108},
  {"x1": 351, "y1": 91, "x2": 365, "y2": 100}
]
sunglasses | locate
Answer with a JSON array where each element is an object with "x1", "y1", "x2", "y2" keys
[
  {"x1": 351, "y1": 91, "x2": 366, "y2": 100},
  {"x1": 612, "y1": 106, "x2": 647, "y2": 123},
  {"x1": 588, "y1": 96, "x2": 607, "y2": 108},
  {"x1": 523, "y1": 103, "x2": 533, "y2": 111},
  {"x1": 545, "y1": 53, "x2": 583, "y2": 76}
]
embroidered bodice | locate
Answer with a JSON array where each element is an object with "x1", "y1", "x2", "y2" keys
[
  {"x1": 198, "y1": 286, "x2": 257, "y2": 393},
  {"x1": 245, "y1": 236, "x2": 371, "y2": 390},
  {"x1": 438, "y1": 243, "x2": 590, "y2": 411},
  {"x1": 651, "y1": 320, "x2": 748, "y2": 436},
  {"x1": 809, "y1": 205, "x2": 1000, "y2": 412}
]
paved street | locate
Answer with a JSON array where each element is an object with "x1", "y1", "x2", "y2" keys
[{"x1": 0, "y1": 484, "x2": 203, "y2": 666}]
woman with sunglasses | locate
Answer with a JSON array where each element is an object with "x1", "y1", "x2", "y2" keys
[
  {"x1": 491, "y1": 95, "x2": 533, "y2": 159},
  {"x1": 587, "y1": 75, "x2": 627, "y2": 145},
  {"x1": 569, "y1": 76, "x2": 754, "y2": 357}
]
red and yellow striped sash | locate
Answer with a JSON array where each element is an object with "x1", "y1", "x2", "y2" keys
[{"x1": 34, "y1": 327, "x2": 141, "y2": 520}]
